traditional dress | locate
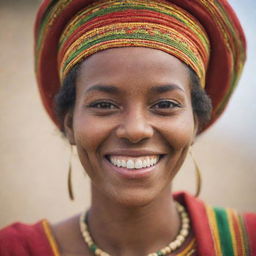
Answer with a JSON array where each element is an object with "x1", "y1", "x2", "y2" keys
[
  {"x1": 2, "y1": 1, "x2": 253, "y2": 255},
  {"x1": 1, "y1": 192, "x2": 255, "y2": 256}
]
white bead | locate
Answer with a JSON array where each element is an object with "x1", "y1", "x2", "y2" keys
[
  {"x1": 95, "y1": 248, "x2": 101, "y2": 255},
  {"x1": 177, "y1": 235, "x2": 185, "y2": 243},
  {"x1": 182, "y1": 223, "x2": 189, "y2": 229},
  {"x1": 181, "y1": 229, "x2": 189, "y2": 236},
  {"x1": 175, "y1": 240, "x2": 182, "y2": 247},
  {"x1": 160, "y1": 248, "x2": 167, "y2": 254},
  {"x1": 164, "y1": 247, "x2": 171, "y2": 253},
  {"x1": 183, "y1": 217, "x2": 190, "y2": 224},
  {"x1": 177, "y1": 206, "x2": 184, "y2": 213},
  {"x1": 169, "y1": 242, "x2": 177, "y2": 250},
  {"x1": 181, "y1": 212, "x2": 188, "y2": 218}
]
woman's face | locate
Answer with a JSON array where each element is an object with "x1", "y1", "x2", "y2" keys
[{"x1": 65, "y1": 47, "x2": 197, "y2": 206}]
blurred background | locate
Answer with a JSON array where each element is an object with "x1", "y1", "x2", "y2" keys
[{"x1": 0, "y1": 0, "x2": 255, "y2": 228}]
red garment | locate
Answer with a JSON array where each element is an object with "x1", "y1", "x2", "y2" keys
[
  {"x1": 0, "y1": 220, "x2": 56, "y2": 256},
  {"x1": 0, "y1": 192, "x2": 255, "y2": 256}
]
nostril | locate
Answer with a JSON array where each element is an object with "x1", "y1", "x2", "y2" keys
[{"x1": 115, "y1": 122, "x2": 154, "y2": 143}]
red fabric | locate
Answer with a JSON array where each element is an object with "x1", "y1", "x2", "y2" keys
[
  {"x1": 0, "y1": 221, "x2": 55, "y2": 256},
  {"x1": 244, "y1": 212, "x2": 256, "y2": 256},
  {"x1": 174, "y1": 192, "x2": 216, "y2": 256}
]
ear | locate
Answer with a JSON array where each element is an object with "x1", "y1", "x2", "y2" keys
[{"x1": 64, "y1": 111, "x2": 76, "y2": 145}]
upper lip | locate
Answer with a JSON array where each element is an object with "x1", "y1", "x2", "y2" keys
[{"x1": 104, "y1": 149, "x2": 166, "y2": 157}]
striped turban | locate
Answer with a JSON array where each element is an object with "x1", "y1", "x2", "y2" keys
[{"x1": 34, "y1": 0, "x2": 246, "y2": 132}]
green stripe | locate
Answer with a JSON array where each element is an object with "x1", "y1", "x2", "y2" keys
[
  {"x1": 59, "y1": 5, "x2": 186, "y2": 45},
  {"x1": 214, "y1": 207, "x2": 235, "y2": 256},
  {"x1": 59, "y1": 3, "x2": 209, "y2": 49},
  {"x1": 62, "y1": 33, "x2": 202, "y2": 75}
]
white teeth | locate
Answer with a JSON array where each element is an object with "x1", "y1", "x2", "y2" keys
[
  {"x1": 143, "y1": 160, "x2": 147, "y2": 168},
  {"x1": 151, "y1": 158, "x2": 156, "y2": 166},
  {"x1": 127, "y1": 159, "x2": 135, "y2": 169},
  {"x1": 121, "y1": 160, "x2": 126, "y2": 168},
  {"x1": 135, "y1": 160, "x2": 143, "y2": 169},
  {"x1": 109, "y1": 156, "x2": 160, "y2": 170},
  {"x1": 117, "y1": 159, "x2": 122, "y2": 167}
]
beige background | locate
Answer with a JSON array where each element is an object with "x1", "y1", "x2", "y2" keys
[{"x1": 0, "y1": 0, "x2": 255, "y2": 229}]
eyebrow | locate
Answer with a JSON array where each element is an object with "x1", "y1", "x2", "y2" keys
[
  {"x1": 85, "y1": 85, "x2": 119, "y2": 94},
  {"x1": 150, "y1": 84, "x2": 185, "y2": 94},
  {"x1": 84, "y1": 84, "x2": 184, "y2": 94}
]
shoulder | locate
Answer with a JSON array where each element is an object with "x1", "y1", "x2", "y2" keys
[
  {"x1": 206, "y1": 205, "x2": 256, "y2": 256},
  {"x1": 0, "y1": 220, "x2": 57, "y2": 256},
  {"x1": 174, "y1": 192, "x2": 256, "y2": 255}
]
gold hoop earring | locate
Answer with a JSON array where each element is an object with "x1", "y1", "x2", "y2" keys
[
  {"x1": 189, "y1": 150, "x2": 202, "y2": 197},
  {"x1": 68, "y1": 145, "x2": 74, "y2": 200}
]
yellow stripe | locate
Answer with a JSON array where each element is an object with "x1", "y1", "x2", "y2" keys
[
  {"x1": 236, "y1": 214, "x2": 247, "y2": 255},
  {"x1": 206, "y1": 206, "x2": 223, "y2": 256},
  {"x1": 227, "y1": 209, "x2": 238, "y2": 256},
  {"x1": 42, "y1": 220, "x2": 61, "y2": 256},
  {"x1": 177, "y1": 237, "x2": 196, "y2": 256}
]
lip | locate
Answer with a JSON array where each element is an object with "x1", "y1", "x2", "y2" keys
[
  {"x1": 104, "y1": 149, "x2": 166, "y2": 157},
  {"x1": 103, "y1": 153, "x2": 164, "y2": 179}
]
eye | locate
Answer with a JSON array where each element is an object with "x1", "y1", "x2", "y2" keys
[
  {"x1": 88, "y1": 101, "x2": 118, "y2": 109},
  {"x1": 151, "y1": 100, "x2": 181, "y2": 109}
]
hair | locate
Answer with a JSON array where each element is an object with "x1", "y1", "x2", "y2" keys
[{"x1": 54, "y1": 62, "x2": 212, "y2": 134}]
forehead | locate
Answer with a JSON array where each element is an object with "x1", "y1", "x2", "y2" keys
[{"x1": 76, "y1": 47, "x2": 191, "y2": 93}]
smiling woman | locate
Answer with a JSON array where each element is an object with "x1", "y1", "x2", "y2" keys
[
  {"x1": 0, "y1": 0, "x2": 256, "y2": 256},
  {"x1": 64, "y1": 48, "x2": 197, "y2": 207}
]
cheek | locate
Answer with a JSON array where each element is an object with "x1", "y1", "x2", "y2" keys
[
  {"x1": 157, "y1": 111, "x2": 195, "y2": 150},
  {"x1": 72, "y1": 110, "x2": 114, "y2": 154}
]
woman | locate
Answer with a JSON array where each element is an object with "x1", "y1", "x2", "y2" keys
[{"x1": 0, "y1": 0, "x2": 255, "y2": 255}]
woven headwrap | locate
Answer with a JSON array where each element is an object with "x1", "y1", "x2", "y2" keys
[{"x1": 34, "y1": 0, "x2": 246, "y2": 132}]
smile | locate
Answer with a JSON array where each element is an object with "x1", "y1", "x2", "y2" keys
[{"x1": 108, "y1": 155, "x2": 160, "y2": 170}]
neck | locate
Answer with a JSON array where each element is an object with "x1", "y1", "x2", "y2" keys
[{"x1": 87, "y1": 185, "x2": 180, "y2": 256}]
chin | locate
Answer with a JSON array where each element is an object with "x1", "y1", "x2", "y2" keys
[{"x1": 103, "y1": 183, "x2": 171, "y2": 208}]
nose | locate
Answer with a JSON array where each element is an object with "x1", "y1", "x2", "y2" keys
[{"x1": 116, "y1": 108, "x2": 154, "y2": 143}]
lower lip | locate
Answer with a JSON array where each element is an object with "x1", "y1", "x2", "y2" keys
[{"x1": 104, "y1": 158, "x2": 160, "y2": 179}]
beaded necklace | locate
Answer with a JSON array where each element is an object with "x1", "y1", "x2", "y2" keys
[{"x1": 80, "y1": 202, "x2": 191, "y2": 256}]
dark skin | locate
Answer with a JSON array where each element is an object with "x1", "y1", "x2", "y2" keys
[{"x1": 52, "y1": 47, "x2": 198, "y2": 256}]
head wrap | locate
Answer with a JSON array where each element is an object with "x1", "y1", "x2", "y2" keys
[{"x1": 34, "y1": 0, "x2": 246, "y2": 132}]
